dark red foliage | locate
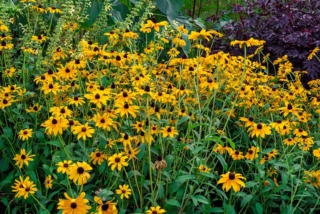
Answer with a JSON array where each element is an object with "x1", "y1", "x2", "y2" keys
[{"x1": 221, "y1": 0, "x2": 320, "y2": 79}]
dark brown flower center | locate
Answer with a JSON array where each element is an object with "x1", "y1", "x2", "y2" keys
[
  {"x1": 257, "y1": 123, "x2": 262, "y2": 129},
  {"x1": 124, "y1": 103, "x2": 129, "y2": 109},
  {"x1": 116, "y1": 55, "x2": 121, "y2": 61},
  {"x1": 52, "y1": 119, "x2": 58, "y2": 124},
  {"x1": 167, "y1": 127, "x2": 172, "y2": 132},
  {"x1": 287, "y1": 104, "x2": 293, "y2": 110},
  {"x1": 123, "y1": 92, "x2": 128, "y2": 97},
  {"x1": 102, "y1": 204, "x2": 109, "y2": 211},
  {"x1": 229, "y1": 172, "x2": 235, "y2": 180},
  {"x1": 77, "y1": 167, "x2": 84, "y2": 174},
  {"x1": 25, "y1": 187, "x2": 30, "y2": 192},
  {"x1": 96, "y1": 152, "x2": 101, "y2": 157},
  {"x1": 21, "y1": 155, "x2": 26, "y2": 159},
  {"x1": 70, "y1": 202, "x2": 77, "y2": 209},
  {"x1": 33, "y1": 106, "x2": 38, "y2": 111},
  {"x1": 3, "y1": 99, "x2": 8, "y2": 104},
  {"x1": 81, "y1": 127, "x2": 87, "y2": 132},
  {"x1": 60, "y1": 108, "x2": 66, "y2": 114},
  {"x1": 115, "y1": 157, "x2": 120, "y2": 163},
  {"x1": 23, "y1": 131, "x2": 28, "y2": 135},
  {"x1": 63, "y1": 163, "x2": 69, "y2": 168},
  {"x1": 74, "y1": 96, "x2": 79, "y2": 101},
  {"x1": 248, "y1": 149, "x2": 253, "y2": 154},
  {"x1": 157, "y1": 156, "x2": 163, "y2": 161},
  {"x1": 49, "y1": 84, "x2": 54, "y2": 89}
]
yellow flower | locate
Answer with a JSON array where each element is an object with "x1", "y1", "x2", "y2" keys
[
  {"x1": 308, "y1": 47, "x2": 320, "y2": 60},
  {"x1": 140, "y1": 19, "x2": 168, "y2": 33},
  {"x1": 31, "y1": 34, "x2": 47, "y2": 43},
  {"x1": 56, "y1": 160, "x2": 72, "y2": 174},
  {"x1": 58, "y1": 192, "x2": 91, "y2": 214},
  {"x1": 217, "y1": 171, "x2": 246, "y2": 192},
  {"x1": 11, "y1": 176, "x2": 37, "y2": 199},
  {"x1": 146, "y1": 206, "x2": 166, "y2": 214},
  {"x1": 94, "y1": 196, "x2": 118, "y2": 214},
  {"x1": 72, "y1": 122, "x2": 95, "y2": 140},
  {"x1": 198, "y1": 164, "x2": 210, "y2": 173},
  {"x1": 68, "y1": 162, "x2": 93, "y2": 185},
  {"x1": 13, "y1": 149, "x2": 36, "y2": 168},
  {"x1": 108, "y1": 153, "x2": 128, "y2": 171},
  {"x1": 161, "y1": 126, "x2": 178, "y2": 138},
  {"x1": 230, "y1": 37, "x2": 265, "y2": 48},
  {"x1": 247, "y1": 123, "x2": 271, "y2": 138},
  {"x1": 116, "y1": 184, "x2": 132, "y2": 199},
  {"x1": 41, "y1": 117, "x2": 69, "y2": 136},
  {"x1": 18, "y1": 129, "x2": 33, "y2": 141},
  {"x1": 90, "y1": 150, "x2": 107, "y2": 165},
  {"x1": 44, "y1": 175, "x2": 53, "y2": 189}
]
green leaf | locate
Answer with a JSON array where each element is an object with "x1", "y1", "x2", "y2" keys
[
  {"x1": 241, "y1": 194, "x2": 253, "y2": 207},
  {"x1": 166, "y1": 199, "x2": 181, "y2": 207},
  {"x1": 193, "y1": 195, "x2": 209, "y2": 204},
  {"x1": 155, "y1": 0, "x2": 183, "y2": 21},
  {"x1": 207, "y1": 207, "x2": 224, "y2": 213},
  {"x1": 255, "y1": 202, "x2": 263, "y2": 214},
  {"x1": 216, "y1": 154, "x2": 227, "y2": 170},
  {"x1": 3, "y1": 127, "x2": 13, "y2": 140},
  {"x1": 46, "y1": 141, "x2": 60, "y2": 147},
  {"x1": 175, "y1": 175, "x2": 195, "y2": 183},
  {"x1": 181, "y1": 33, "x2": 191, "y2": 56},
  {"x1": 177, "y1": 116, "x2": 190, "y2": 125}
]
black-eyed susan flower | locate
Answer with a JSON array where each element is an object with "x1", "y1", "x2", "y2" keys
[
  {"x1": 140, "y1": 19, "x2": 168, "y2": 33},
  {"x1": 67, "y1": 95, "x2": 85, "y2": 107},
  {"x1": 294, "y1": 128, "x2": 308, "y2": 137},
  {"x1": 230, "y1": 149, "x2": 245, "y2": 160},
  {"x1": 161, "y1": 126, "x2": 178, "y2": 138},
  {"x1": 115, "y1": 184, "x2": 132, "y2": 199},
  {"x1": 68, "y1": 162, "x2": 92, "y2": 185},
  {"x1": 94, "y1": 196, "x2": 118, "y2": 214},
  {"x1": 84, "y1": 91, "x2": 109, "y2": 108},
  {"x1": 56, "y1": 160, "x2": 72, "y2": 174},
  {"x1": 198, "y1": 164, "x2": 210, "y2": 173},
  {"x1": 46, "y1": 6, "x2": 62, "y2": 14},
  {"x1": 217, "y1": 171, "x2": 246, "y2": 192},
  {"x1": 18, "y1": 129, "x2": 33, "y2": 141},
  {"x1": 313, "y1": 148, "x2": 320, "y2": 160},
  {"x1": 72, "y1": 122, "x2": 95, "y2": 141},
  {"x1": 125, "y1": 147, "x2": 140, "y2": 161},
  {"x1": 304, "y1": 170, "x2": 320, "y2": 188},
  {"x1": 90, "y1": 150, "x2": 107, "y2": 165},
  {"x1": 114, "y1": 102, "x2": 139, "y2": 118},
  {"x1": 57, "y1": 192, "x2": 91, "y2": 213},
  {"x1": 93, "y1": 113, "x2": 113, "y2": 131},
  {"x1": 239, "y1": 116, "x2": 255, "y2": 128},
  {"x1": 108, "y1": 153, "x2": 128, "y2": 171},
  {"x1": 247, "y1": 123, "x2": 271, "y2": 138},
  {"x1": 245, "y1": 146, "x2": 259, "y2": 160},
  {"x1": 12, "y1": 176, "x2": 37, "y2": 199},
  {"x1": 31, "y1": 34, "x2": 47, "y2": 43},
  {"x1": 44, "y1": 175, "x2": 53, "y2": 189},
  {"x1": 278, "y1": 102, "x2": 303, "y2": 117},
  {"x1": 50, "y1": 106, "x2": 73, "y2": 118},
  {"x1": 13, "y1": 149, "x2": 36, "y2": 168},
  {"x1": 41, "y1": 82, "x2": 61, "y2": 95},
  {"x1": 0, "y1": 97, "x2": 14, "y2": 109},
  {"x1": 41, "y1": 117, "x2": 69, "y2": 136},
  {"x1": 146, "y1": 206, "x2": 166, "y2": 214}
]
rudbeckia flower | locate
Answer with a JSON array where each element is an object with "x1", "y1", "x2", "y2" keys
[
  {"x1": 58, "y1": 192, "x2": 91, "y2": 213},
  {"x1": 13, "y1": 149, "x2": 36, "y2": 168},
  {"x1": 217, "y1": 171, "x2": 246, "y2": 192},
  {"x1": 115, "y1": 184, "x2": 132, "y2": 199},
  {"x1": 68, "y1": 162, "x2": 93, "y2": 185}
]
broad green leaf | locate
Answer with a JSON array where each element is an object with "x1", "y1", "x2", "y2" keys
[
  {"x1": 3, "y1": 127, "x2": 13, "y2": 140},
  {"x1": 255, "y1": 202, "x2": 263, "y2": 214},
  {"x1": 166, "y1": 199, "x2": 181, "y2": 207},
  {"x1": 193, "y1": 195, "x2": 209, "y2": 204},
  {"x1": 241, "y1": 194, "x2": 253, "y2": 207},
  {"x1": 155, "y1": 0, "x2": 183, "y2": 21},
  {"x1": 175, "y1": 175, "x2": 195, "y2": 183}
]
